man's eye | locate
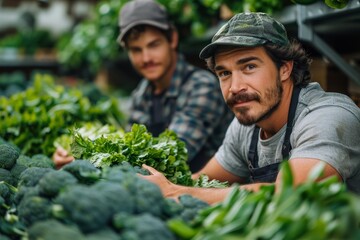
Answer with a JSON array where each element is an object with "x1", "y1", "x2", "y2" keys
[
  {"x1": 218, "y1": 71, "x2": 230, "y2": 78},
  {"x1": 246, "y1": 64, "x2": 256, "y2": 70},
  {"x1": 149, "y1": 41, "x2": 161, "y2": 49},
  {"x1": 130, "y1": 49, "x2": 141, "y2": 54}
]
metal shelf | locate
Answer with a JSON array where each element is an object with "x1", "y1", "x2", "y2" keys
[{"x1": 274, "y1": 0, "x2": 360, "y2": 85}]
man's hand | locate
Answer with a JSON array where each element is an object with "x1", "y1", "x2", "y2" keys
[
  {"x1": 141, "y1": 164, "x2": 236, "y2": 204},
  {"x1": 140, "y1": 164, "x2": 180, "y2": 198},
  {"x1": 52, "y1": 147, "x2": 75, "y2": 169}
]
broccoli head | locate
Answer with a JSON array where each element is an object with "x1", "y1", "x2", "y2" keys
[
  {"x1": 61, "y1": 160, "x2": 101, "y2": 184},
  {"x1": 91, "y1": 181, "x2": 134, "y2": 214},
  {"x1": 14, "y1": 186, "x2": 40, "y2": 206},
  {"x1": 38, "y1": 170, "x2": 78, "y2": 198},
  {"x1": 29, "y1": 154, "x2": 55, "y2": 169},
  {"x1": 161, "y1": 198, "x2": 184, "y2": 219},
  {"x1": 18, "y1": 167, "x2": 54, "y2": 188},
  {"x1": 28, "y1": 219, "x2": 86, "y2": 240},
  {"x1": 109, "y1": 161, "x2": 150, "y2": 175},
  {"x1": 0, "y1": 144, "x2": 20, "y2": 170},
  {"x1": 101, "y1": 165, "x2": 138, "y2": 185},
  {"x1": 0, "y1": 181, "x2": 17, "y2": 206},
  {"x1": 0, "y1": 182, "x2": 10, "y2": 200},
  {"x1": 53, "y1": 185, "x2": 112, "y2": 233},
  {"x1": 16, "y1": 155, "x2": 31, "y2": 167},
  {"x1": 115, "y1": 213, "x2": 175, "y2": 240},
  {"x1": 126, "y1": 177, "x2": 166, "y2": 218},
  {"x1": 178, "y1": 194, "x2": 209, "y2": 224},
  {"x1": 0, "y1": 169, "x2": 15, "y2": 186},
  {"x1": 85, "y1": 228, "x2": 120, "y2": 240},
  {"x1": 17, "y1": 196, "x2": 52, "y2": 227},
  {"x1": 10, "y1": 163, "x2": 27, "y2": 185}
]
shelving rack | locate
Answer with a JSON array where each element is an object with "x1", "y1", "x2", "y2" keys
[{"x1": 274, "y1": 0, "x2": 360, "y2": 85}]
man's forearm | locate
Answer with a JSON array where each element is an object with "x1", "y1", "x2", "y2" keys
[{"x1": 166, "y1": 184, "x2": 235, "y2": 205}]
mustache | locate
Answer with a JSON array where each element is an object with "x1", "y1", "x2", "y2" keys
[
  {"x1": 226, "y1": 92, "x2": 260, "y2": 106},
  {"x1": 142, "y1": 61, "x2": 157, "y2": 68}
]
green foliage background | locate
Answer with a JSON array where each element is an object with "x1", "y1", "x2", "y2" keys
[
  {"x1": 56, "y1": 0, "x2": 285, "y2": 77},
  {"x1": 56, "y1": 0, "x2": 350, "y2": 78}
]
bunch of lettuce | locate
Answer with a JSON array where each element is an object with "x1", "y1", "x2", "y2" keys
[{"x1": 70, "y1": 124, "x2": 193, "y2": 186}]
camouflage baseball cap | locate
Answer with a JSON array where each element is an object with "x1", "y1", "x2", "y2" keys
[{"x1": 199, "y1": 12, "x2": 289, "y2": 59}]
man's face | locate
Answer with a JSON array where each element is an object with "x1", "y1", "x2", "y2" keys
[
  {"x1": 214, "y1": 46, "x2": 283, "y2": 126},
  {"x1": 126, "y1": 27, "x2": 177, "y2": 83}
]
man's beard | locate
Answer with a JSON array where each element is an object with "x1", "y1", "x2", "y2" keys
[{"x1": 226, "y1": 76, "x2": 283, "y2": 126}]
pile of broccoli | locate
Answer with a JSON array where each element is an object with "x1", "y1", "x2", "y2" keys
[{"x1": 0, "y1": 141, "x2": 210, "y2": 240}]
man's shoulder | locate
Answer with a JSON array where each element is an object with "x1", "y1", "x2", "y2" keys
[
  {"x1": 181, "y1": 65, "x2": 218, "y2": 87},
  {"x1": 296, "y1": 82, "x2": 360, "y2": 125},
  {"x1": 300, "y1": 82, "x2": 358, "y2": 113}
]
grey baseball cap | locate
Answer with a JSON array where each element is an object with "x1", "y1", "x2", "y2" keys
[
  {"x1": 117, "y1": 0, "x2": 170, "y2": 44},
  {"x1": 199, "y1": 12, "x2": 290, "y2": 59}
]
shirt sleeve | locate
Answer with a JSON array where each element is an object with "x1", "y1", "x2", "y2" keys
[{"x1": 290, "y1": 102, "x2": 360, "y2": 181}]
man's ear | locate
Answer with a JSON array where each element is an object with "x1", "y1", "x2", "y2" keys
[
  {"x1": 280, "y1": 60, "x2": 294, "y2": 81},
  {"x1": 171, "y1": 30, "x2": 179, "y2": 49}
]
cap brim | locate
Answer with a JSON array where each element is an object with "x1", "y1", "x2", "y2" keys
[
  {"x1": 199, "y1": 36, "x2": 267, "y2": 59},
  {"x1": 117, "y1": 20, "x2": 170, "y2": 44}
]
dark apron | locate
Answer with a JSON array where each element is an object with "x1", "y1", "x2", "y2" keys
[
  {"x1": 147, "y1": 69, "x2": 207, "y2": 172},
  {"x1": 248, "y1": 86, "x2": 301, "y2": 183}
]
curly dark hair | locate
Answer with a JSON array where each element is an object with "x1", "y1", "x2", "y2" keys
[
  {"x1": 121, "y1": 24, "x2": 174, "y2": 48},
  {"x1": 205, "y1": 39, "x2": 312, "y2": 87}
]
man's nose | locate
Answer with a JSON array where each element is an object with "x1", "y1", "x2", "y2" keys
[
  {"x1": 229, "y1": 71, "x2": 247, "y2": 94},
  {"x1": 141, "y1": 49, "x2": 151, "y2": 62}
]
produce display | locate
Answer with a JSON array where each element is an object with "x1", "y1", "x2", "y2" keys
[
  {"x1": 1, "y1": 76, "x2": 360, "y2": 240},
  {"x1": 1, "y1": 138, "x2": 360, "y2": 239},
  {"x1": 56, "y1": 122, "x2": 228, "y2": 187},
  {"x1": 0, "y1": 141, "x2": 209, "y2": 240}
]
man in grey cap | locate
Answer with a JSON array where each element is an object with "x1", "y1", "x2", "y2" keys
[
  {"x1": 53, "y1": 0, "x2": 233, "y2": 172},
  {"x1": 116, "y1": 0, "x2": 233, "y2": 172},
  {"x1": 141, "y1": 12, "x2": 360, "y2": 204}
]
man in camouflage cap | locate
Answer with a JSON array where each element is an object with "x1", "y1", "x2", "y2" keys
[{"x1": 141, "y1": 12, "x2": 360, "y2": 204}]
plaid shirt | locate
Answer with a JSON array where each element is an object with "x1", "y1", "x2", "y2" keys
[{"x1": 128, "y1": 54, "x2": 234, "y2": 166}]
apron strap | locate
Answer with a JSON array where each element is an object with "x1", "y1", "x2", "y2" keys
[
  {"x1": 281, "y1": 86, "x2": 301, "y2": 160},
  {"x1": 248, "y1": 85, "x2": 301, "y2": 168},
  {"x1": 248, "y1": 126, "x2": 260, "y2": 169}
]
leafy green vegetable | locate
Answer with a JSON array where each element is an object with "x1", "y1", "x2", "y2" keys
[
  {"x1": 0, "y1": 73, "x2": 126, "y2": 156},
  {"x1": 194, "y1": 174, "x2": 229, "y2": 188},
  {"x1": 71, "y1": 124, "x2": 193, "y2": 186},
  {"x1": 169, "y1": 162, "x2": 360, "y2": 240}
]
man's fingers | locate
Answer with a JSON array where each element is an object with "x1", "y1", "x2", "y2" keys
[
  {"x1": 142, "y1": 164, "x2": 158, "y2": 175},
  {"x1": 57, "y1": 147, "x2": 69, "y2": 157}
]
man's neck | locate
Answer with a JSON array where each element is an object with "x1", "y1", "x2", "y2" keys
[
  {"x1": 153, "y1": 52, "x2": 178, "y2": 95},
  {"x1": 258, "y1": 83, "x2": 294, "y2": 140}
]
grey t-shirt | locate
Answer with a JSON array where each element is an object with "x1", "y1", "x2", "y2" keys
[{"x1": 216, "y1": 82, "x2": 360, "y2": 194}]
